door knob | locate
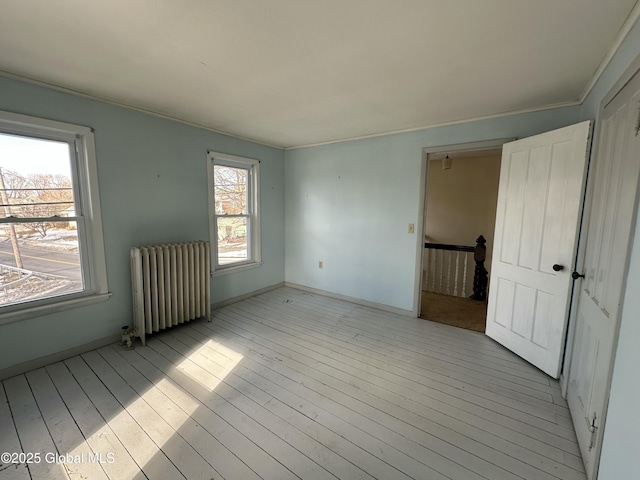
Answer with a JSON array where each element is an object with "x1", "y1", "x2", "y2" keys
[
  {"x1": 552, "y1": 264, "x2": 564, "y2": 272},
  {"x1": 572, "y1": 271, "x2": 585, "y2": 280}
]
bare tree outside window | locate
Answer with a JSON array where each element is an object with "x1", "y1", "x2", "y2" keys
[
  {"x1": 213, "y1": 165, "x2": 249, "y2": 264},
  {"x1": 1, "y1": 170, "x2": 74, "y2": 236},
  {"x1": 0, "y1": 133, "x2": 82, "y2": 307}
]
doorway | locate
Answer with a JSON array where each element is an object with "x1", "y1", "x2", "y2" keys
[{"x1": 417, "y1": 140, "x2": 509, "y2": 332}]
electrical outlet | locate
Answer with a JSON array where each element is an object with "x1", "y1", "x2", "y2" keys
[
  {"x1": 408, "y1": 223, "x2": 415, "y2": 234},
  {"x1": 318, "y1": 260, "x2": 323, "y2": 269}
]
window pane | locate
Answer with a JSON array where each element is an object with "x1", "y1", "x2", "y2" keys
[
  {"x1": 214, "y1": 165, "x2": 248, "y2": 214},
  {"x1": 0, "y1": 220, "x2": 83, "y2": 306},
  {"x1": 216, "y1": 216, "x2": 248, "y2": 265},
  {"x1": 0, "y1": 133, "x2": 75, "y2": 218}
]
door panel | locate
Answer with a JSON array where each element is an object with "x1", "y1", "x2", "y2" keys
[
  {"x1": 567, "y1": 68, "x2": 640, "y2": 478},
  {"x1": 486, "y1": 121, "x2": 591, "y2": 378}
]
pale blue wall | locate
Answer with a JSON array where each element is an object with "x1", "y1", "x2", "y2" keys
[
  {"x1": 578, "y1": 16, "x2": 640, "y2": 480},
  {"x1": 284, "y1": 107, "x2": 581, "y2": 311},
  {"x1": 0, "y1": 76, "x2": 285, "y2": 371}
]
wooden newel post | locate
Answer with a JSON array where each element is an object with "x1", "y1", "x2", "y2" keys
[{"x1": 471, "y1": 235, "x2": 488, "y2": 301}]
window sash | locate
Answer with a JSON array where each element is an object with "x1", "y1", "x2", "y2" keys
[
  {"x1": 0, "y1": 111, "x2": 108, "y2": 319},
  {"x1": 0, "y1": 135, "x2": 80, "y2": 219},
  {"x1": 0, "y1": 217, "x2": 88, "y2": 309},
  {"x1": 208, "y1": 152, "x2": 261, "y2": 272},
  {"x1": 213, "y1": 165, "x2": 250, "y2": 215},
  {"x1": 214, "y1": 212, "x2": 253, "y2": 268}
]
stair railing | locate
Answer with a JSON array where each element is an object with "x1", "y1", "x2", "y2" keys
[{"x1": 424, "y1": 235, "x2": 488, "y2": 300}]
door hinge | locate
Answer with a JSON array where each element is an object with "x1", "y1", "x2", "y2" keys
[
  {"x1": 586, "y1": 412, "x2": 598, "y2": 451},
  {"x1": 635, "y1": 100, "x2": 640, "y2": 137}
]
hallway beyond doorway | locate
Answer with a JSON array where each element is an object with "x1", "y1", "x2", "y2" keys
[{"x1": 420, "y1": 291, "x2": 487, "y2": 332}]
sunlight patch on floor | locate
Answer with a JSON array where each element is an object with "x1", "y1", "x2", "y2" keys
[{"x1": 176, "y1": 339, "x2": 243, "y2": 392}]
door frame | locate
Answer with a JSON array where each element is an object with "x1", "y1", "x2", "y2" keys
[
  {"x1": 561, "y1": 53, "x2": 640, "y2": 478},
  {"x1": 413, "y1": 138, "x2": 514, "y2": 316},
  {"x1": 560, "y1": 51, "x2": 640, "y2": 395}
]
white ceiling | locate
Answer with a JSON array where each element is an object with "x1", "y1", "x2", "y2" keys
[{"x1": 0, "y1": 1, "x2": 637, "y2": 149}]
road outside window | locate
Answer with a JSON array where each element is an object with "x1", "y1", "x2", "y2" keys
[
  {"x1": 0, "y1": 133, "x2": 83, "y2": 306},
  {"x1": 0, "y1": 111, "x2": 108, "y2": 323}
]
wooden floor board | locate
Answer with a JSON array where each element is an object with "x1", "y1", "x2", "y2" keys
[
  {"x1": 118, "y1": 345, "x2": 296, "y2": 480},
  {"x1": 3, "y1": 375, "x2": 70, "y2": 480},
  {"x1": 165, "y1": 328, "x2": 463, "y2": 479},
  {"x1": 0, "y1": 287, "x2": 586, "y2": 480},
  {"x1": 223, "y1": 299, "x2": 574, "y2": 426},
  {"x1": 149, "y1": 333, "x2": 417, "y2": 480},
  {"x1": 278, "y1": 289, "x2": 502, "y2": 350},
  {"x1": 81, "y1": 350, "x2": 218, "y2": 480},
  {"x1": 271, "y1": 289, "x2": 521, "y2": 361},
  {"x1": 63, "y1": 355, "x2": 183, "y2": 480},
  {"x1": 158, "y1": 331, "x2": 410, "y2": 480},
  {"x1": 95, "y1": 346, "x2": 255, "y2": 480},
  {"x1": 247, "y1": 293, "x2": 554, "y2": 393},
  {"x1": 266, "y1": 290, "x2": 550, "y2": 384},
  {"x1": 204, "y1": 309, "x2": 584, "y2": 479},
  {"x1": 197, "y1": 311, "x2": 584, "y2": 471},
  {"x1": 144, "y1": 336, "x2": 360, "y2": 480},
  {"x1": 264, "y1": 295, "x2": 569, "y2": 418},
  {"x1": 0, "y1": 383, "x2": 30, "y2": 479},
  {"x1": 162, "y1": 330, "x2": 475, "y2": 480},
  {"x1": 135, "y1": 338, "x2": 315, "y2": 480},
  {"x1": 274, "y1": 289, "x2": 557, "y2": 390},
  {"x1": 44, "y1": 362, "x2": 147, "y2": 480},
  {"x1": 25, "y1": 368, "x2": 110, "y2": 480},
  {"x1": 215, "y1": 307, "x2": 579, "y2": 445}
]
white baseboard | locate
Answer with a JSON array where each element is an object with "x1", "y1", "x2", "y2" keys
[
  {"x1": 284, "y1": 282, "x2": 415, "y2": 317},
  {"x1": 0, "y1": 334, "x2": 120, "y2": 381},
  {"x1": 211, "y1": 282, "x2": 285, "y2": 310}
]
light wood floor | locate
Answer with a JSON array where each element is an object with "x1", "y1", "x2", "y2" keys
[{"x1": 0, "y1": 287, "x2": 586, "y2": 480}]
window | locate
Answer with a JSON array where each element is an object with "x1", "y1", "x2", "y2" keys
[
  {"x1": 0, "y1": 110, "x2": 108, "y2": 323},
  {"x1": 208, "y1": 151, "x2": 261, "y2": 273}
]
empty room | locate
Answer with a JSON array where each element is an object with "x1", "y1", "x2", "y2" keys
[{"x1": 1, "y1": 2, "x2": 640, "y2": 479}]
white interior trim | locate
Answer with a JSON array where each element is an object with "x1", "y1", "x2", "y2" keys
[
  {"x1": 563, "y1": 52, "x2": 640, "y2": 396},
  {"x1": 0, "y1": 110, "x2": 110, "y2": 322},
  {"x1": 207, "y1": 151, "x2": 262, "y2": 273},
  {"x1": 602, "y1": 46, "x2": 640, "y2": 108},
  {"x1": 0, "y1": 69, "x2": 580, "y2": 152},
  {"x1": 412, "y1": 151, "x2": 429, "y2": 317},
  {"x1": 564, "y1": 53, "x2": 640, "y2": 478},
  {"x1": 0, "y1": 293, "x2": 111, "y2": 326},
  {"x1": 285, "y1": 282, "x2": 414, "y2": 317},
  {"x1": 210, "y1": 281, "x2": 285, "y2": 310},
  {"x1": 0, "y1": 70, "x2": 284, "y2": 151},
  {"x1": 413, "y1": 138, "x2": 515, "y2": 318},
  {"x1": 422, "y1": 138, "x2": 516, "y2": 156},
  {"x1": 0, "y1": 332, "x2": 119, "y2": 381},
  {"x1": 285, "y1": 104, "x2": 578, "y2": 150},
  {"x1": 579, "y1": 1, "x2": 640, "y2": 103}
]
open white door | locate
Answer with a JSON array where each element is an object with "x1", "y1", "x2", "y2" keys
[
  {"x1": 486, "y1": 121, "x2": 591, "y2": 378},
  {"x1": 566, "y1": 67, "x2": 640, "y2": 479}
]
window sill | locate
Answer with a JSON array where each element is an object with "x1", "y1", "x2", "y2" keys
[
  {"x1": 212, "y1": 261, "x2": 263, "y2": 277},
  {"x1": 0, "y1": 292, "x2": 112, "y2": 326}
]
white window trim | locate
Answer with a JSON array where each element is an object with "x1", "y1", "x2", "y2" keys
[
  {"x1": 207, "y1": 151, "x2": 262, "y2": 275},
  {"x1": 0, "y1": 110, "x2": 110, "y2": 325}
]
